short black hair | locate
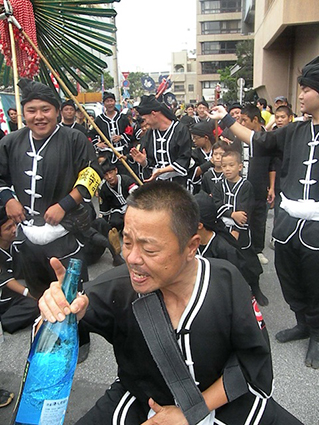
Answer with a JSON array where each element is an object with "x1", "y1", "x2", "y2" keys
[
  {"x1": 127, "y1": 181, "x2": 199, "y2": 252},
  {"x1": 222, "y1": 150, "x2": 242, "y2": 164},
  {"x1": 241, "y1": 104, "x2": 263, "y2": 123},
  {"x1": 275, "y1": 105, "x2": 293, "y2": 117},
  {"x1": 257, "y1": 98, "x2": 267, "y2": 108}
]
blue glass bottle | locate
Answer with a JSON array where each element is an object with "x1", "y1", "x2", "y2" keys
[{"x1": 12, "y1": 258, "x2": 82, "y2": 425}]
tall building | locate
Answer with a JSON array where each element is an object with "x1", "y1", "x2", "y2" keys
[
  {"x1": 254, "y1": 0, "x2": 319, "y2": 113},
  {"x1": 196, "y1": 0, "x2": 252, "y2": 102}
]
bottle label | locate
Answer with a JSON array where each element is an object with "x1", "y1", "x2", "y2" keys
[{"x1": 39, "y1": 397, "x2": 69, "y2": 425}]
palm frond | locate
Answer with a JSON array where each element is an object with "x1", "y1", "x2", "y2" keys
[{"x1": 0, "y1": 0, "x2": 121, "y2": 95}]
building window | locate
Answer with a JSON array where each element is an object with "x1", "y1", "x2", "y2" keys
[
  {"x1": 188, "y1": 84, "x2": 194, "y2": 92},
  {"x1": 200, "y1": 0, "x2": 241, "y2": 14},
  {"x1": 202, "y1": 81, "x2": 218, "y2": 89},
  {"x1": 201, "y1": 20, "x2": 241, "y2": 34},
  {"x1": 201, "y1": 41, "x2": 238, "y2": 55},
  {"x1": 174, "y1": 84, "x2": 185, "y2": 92},
  {"x1": 174, "y1": 65, "x2": 185, "y2": 73},
  {"x1": 201, "y1": 61, "x2": 235, "y2": 74}
]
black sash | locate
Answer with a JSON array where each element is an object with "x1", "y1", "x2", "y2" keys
[{"x1": 132, "y1": 292, "x2": 210, "y2": 425}]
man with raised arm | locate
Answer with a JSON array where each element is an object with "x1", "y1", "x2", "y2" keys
[{"x1": 206, "y1": 56, "x2": 319, "y2": 370}]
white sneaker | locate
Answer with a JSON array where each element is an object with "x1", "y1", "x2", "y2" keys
[{"x1": 257, "y1": 252, "x2": 269, "y2": 265}]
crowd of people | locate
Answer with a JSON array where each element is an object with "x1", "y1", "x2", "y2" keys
[{"x1": 0, "y1": 56, "x2": 318, "y2": 424}]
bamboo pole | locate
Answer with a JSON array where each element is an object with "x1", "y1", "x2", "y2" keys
[
  {"x1": 16, "y1": 25, "x2": 143, "y2": 185},
  {"x1": 7, "y1": 21, "x2": 23, "y2": 128}
]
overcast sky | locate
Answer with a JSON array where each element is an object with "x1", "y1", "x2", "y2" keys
[{"x1": 114, "y1": 0, "x2": 196, "y2": 74}]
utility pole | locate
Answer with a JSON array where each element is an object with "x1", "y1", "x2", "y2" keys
[{"x1": 111, "y1": 3, "x2": 121, "y2": 105}]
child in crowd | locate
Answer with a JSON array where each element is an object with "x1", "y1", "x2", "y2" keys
[
  {"x1": 201, "y1": 139, "x2": 228, "y2": 195},
  {"x1": 195, "y1": 190, "x2": 247, "y2": 275},
  {"x1": 187, "y1": 121, "x2": 216, "y2": 193},
  {"x1": 212, "y1": 151, "x2": 268, "y2": 306}
]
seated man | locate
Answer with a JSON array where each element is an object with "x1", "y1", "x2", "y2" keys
[
  {"x1": 0, "y1": 208, "x2": 39, "y2": 334},
  {"x1": 39, "y1": 181, "x2": 302, "y2": 425}
]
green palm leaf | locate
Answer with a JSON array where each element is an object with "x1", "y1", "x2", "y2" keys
[{"x1": 0, "y1": 0, "x2": 120, "y2": 95}]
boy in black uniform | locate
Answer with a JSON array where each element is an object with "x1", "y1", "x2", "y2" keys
[
  {"x1": 99, "y1": 159, "x2": 139, "y2": 232},
  {"x1": 187, "y1": 121, "x2": 215, "y2": 193},
  {"x1": 201, "y1": 140, "x2": 228, "y2": 195},
  {"x1": 212, "y1": 151, "x2": 268, "y2": 306}
]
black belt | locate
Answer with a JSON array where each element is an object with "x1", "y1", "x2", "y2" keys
[{"x1": 132, "y1": 292, "x2": 210, "y2": 425}]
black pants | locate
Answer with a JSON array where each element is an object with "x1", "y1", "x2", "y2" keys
[
  {"x1": 250, "y1": 199, "x2": 268, "y2": 254},
  {"x1": 275, "y1": 233, "x2": 319, "y2": 330},
  {"x1": 75, "y1": 380, "x2": 149, "y2": 425},
  {"x1": 0, "y1": 288, "x2": 39, "y2": 333},
  {"x1": 17, "y1": 234, "x2": 88, "y2": 299}
]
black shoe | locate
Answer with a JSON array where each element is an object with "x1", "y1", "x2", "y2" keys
[
  {"x1": 275, "y1": 325, "x2": 310, "y2": 343},
  {"x1": 0, "y1": 389, "x2": 14, "y2": 408},
  {"x1": 305, "y1": 337, "x2": 319, "y2": 369},
  {"x1": 78, "y1": 342, "x2": 90, "y2": 364},
  {"x1": 112, "y1": 254, "x2": 125, "y2": 267}
]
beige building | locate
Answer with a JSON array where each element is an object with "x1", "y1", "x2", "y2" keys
[
  {"x1": 196, "y1": 0, "x2": 252, "y2": 102},
  {"x1": 170, "y1": 51, "x2": 197, "y2": 104},
  {"x1": 254, "y1": 0, "x2": 319, "y2": 113}
]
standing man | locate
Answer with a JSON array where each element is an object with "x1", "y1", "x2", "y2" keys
[
  {"x1": 207, "y1": 56, "x2": 319, "y2": 369},
  {"x1": 92, "y1": 92, "x2": 133, "y2": 174},
  {"x1": 39, "y1": 181, "x2": 302, "y2": 424},
  {"x1": 130, "y1": 95, "x2": 192, "y2": 186},
  {"x1": 0, "y1": 78, "x2": 101, "y2": 298},
  {"x1": 59, "y1": 99, "x2": 89, "y2": 137}
]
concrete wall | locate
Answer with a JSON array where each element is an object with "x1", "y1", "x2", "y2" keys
[{"x1": 254, "y1": 0, "x2": 319, "y2": 112}]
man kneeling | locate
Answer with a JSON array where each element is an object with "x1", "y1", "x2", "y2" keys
[{"x1": 39, "y1": 181, "x2": 302, "y2": 424}]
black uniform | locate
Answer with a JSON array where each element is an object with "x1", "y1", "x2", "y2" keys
[
  {"x1": 187, "y1": 147, "x2": 213, "y2": 194},
  {"x1": 76, "y1": 258, "x2": 302, "y2": 425},
  {"x1": 139, "y1": 121, "x2": 192, "y2": 186},
  {"x1": 99, "y1": 174, "x2": 138, "y2": 231},
  {"x1": 92, "y1": 110, "x2": 133, "y2": 174},
  {"x1": 201, "y1": 168, "x2": 224, "y2": 195},
  {"x1": 0, "y1": 125, "x2": 100, "y2": 297},
  {"x1": 0, "y1": 246, "x2": 39, "y2": 333},
  {"x1": 251, "y1": 121, "x2": 319, "y2": 330},
  {"x1": 212, "y1": 178, "x2": 263, "y2": 287}
]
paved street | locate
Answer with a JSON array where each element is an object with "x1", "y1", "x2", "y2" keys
[{"x1": 1, "y1": 211, "x2": 318, "y2": 424}]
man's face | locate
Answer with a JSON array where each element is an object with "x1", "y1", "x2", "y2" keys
[
  {"x1": 240, "y1": 114, "x2": 255, "y2": 130},
  {"x1": 122, "y1": 207, "x2": 192, "y2": 295},
  {"x1": 299, "y1": 86, "x2": 319, "y2": 115},
  {"x1": 23, "y1": 99, "x2": 59, "y2": 140},
  {"x1": 61, "y1": 106, "x2": 76, "y2": 122},
  {"x1": 104, "y1": 169, "x2": 118, "y2": 187},
  {"x1": 141, "y1": 111, "x2": 159, "y2": 129},
  {"x1": 104, "y1": 98, "x2": 116, "y2": 112},
  {"x1": 0, "y1": 219, "x2": 16, "y2": 245},
  {"x1": 275, "y1": 111, "x2": 292, "y2": 128},
  {"x1": 197, "y1": 104, "x2": 208, "y2": 119},
  {"x1": 221, "y1": 155, "x2": 242, "y2": 182},
  {"x1": 8, "y1": 109, "x2": 17, "y2": 123},
  {"x1": 229, "y1": 108, "x2": 241, "y2": 122}
]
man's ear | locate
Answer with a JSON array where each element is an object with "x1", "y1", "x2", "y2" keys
[
  {"x1": 186, "y1": 234, "x2": 201, "y2": 260},
  {"x1": 198, "y1": 222, "x2": 204, "y2": 231}
]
